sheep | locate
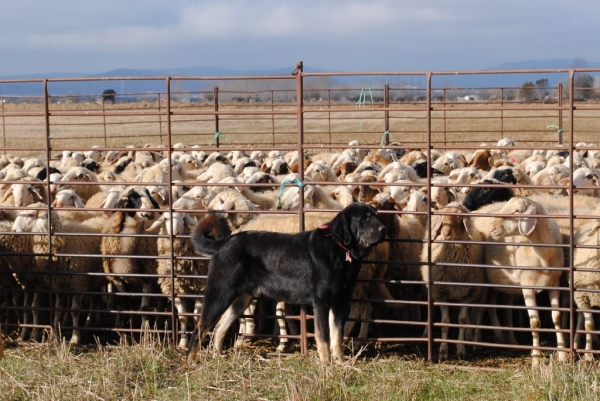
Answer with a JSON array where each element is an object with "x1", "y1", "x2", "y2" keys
[
  {"x1": 572, "y1": 219, "x2": 600, "y2": 361},
  {"x1": 56, "y1": 166, "x2": 101, "y2": 202},
  {"x1": 432, "y1": 154, "x2": 462, "y2": 175},
  {"x1": 377, "y1": 162, "x2": 418, "y2": 182},
  {"x1": 448, "y1": 167, "x2": 482, "y2": 194},
  {"x1": 329, "y1": 186, "x2": 356, "y2": 208},
  {"x1": 1, "y1": 179, "x2": 45, "y2": 210},
  {"x1": 52, "y1": 189, "x2": 98, "y2": 221},
  {"x1": 147, "y1": 211, "x2": 212, "y2": 349},
  {"x1": 412, "y1": 159, "x2": 445, "y2": 179},
  {"x1": 421, "y1": 202, "x2": 486, "y2": 360},
  {"x1": 0, "y1": 218, "x2": 40, "y2": 341},
  {"x1": 369, "y1": 197, "x2": 426, "y2": 324},
  {"x1": 305, "y1": 161, "x2": 338, "y2": 182},
  {"x1": 476, "y1": 196, "x2": 567, "y2": 366},
  {"x1": 429, "y1": 177, "x2": 458, "y2": 210},
  {"x1": 462, "y1": 178, "x2": 514, "y2": 212},
  {"x1": 467, "y1": 149, "x2": 494, "y2": 171},
  {"x1": 100, "y1": 187, "x2": 161, "y2": 328},
  {"x1": 402, "y1": 189, "x2": 429, "y2": 225},
  {"x1": 172, "y1": 186, "x2": 216, "y2": 214},
  {"x1": 399, "y1": 150, "x2": 427, "y2": 166},
  {"x1": 136, "y1": 160, "x2": 185, "y2": 184},
  {"x1": 196, "y1": 162, "x2": 235, "y2": 183},
  {"x1": 558, "y1": 166, "x2": 599, "y2": 196},
  {"x1": 205, "y1": 189, "x2": 257, "y2": 229},
  {"x1": 531, "y1": 165, "x2": 570, "y2": 195},
  {"x1": 13, "y1": 202, "x2": 106, "y2": 344}
]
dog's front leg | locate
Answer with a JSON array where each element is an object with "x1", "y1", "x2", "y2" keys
[
  {"x1": 329, "y1": 308, "x2": 346, "y2": 364},
  {"x1": 313, "y1": 303, "x2": 332, "y2": 364}
]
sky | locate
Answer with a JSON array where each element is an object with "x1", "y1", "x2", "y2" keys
[{"x1": 2, "y1": 0, "x2": 600, "y2": 77}]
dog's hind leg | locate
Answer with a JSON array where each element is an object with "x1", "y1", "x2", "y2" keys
[
  {"x1": 213, "y1": 293, "x2": 254, "y2": 354},
  {"x1": 275, "y1": 301, "x2": 288, "y2": 352},
  {"x1": 235, "y1": 299, "x2": 256, "y2": 349},
  {"x1": 352, "y1": 302, "x2": 373, "y2": 353}
]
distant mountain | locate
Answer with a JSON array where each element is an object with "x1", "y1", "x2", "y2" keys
[
  {"x1": 1, "y1": 60, "x2": 598, "y2": 97},
  {"x1": 89, "y1": 65, "x2": 307, "y2": 78},
  {"x1": 486, "y1": 59, "x2": 600, "y2": 70}
]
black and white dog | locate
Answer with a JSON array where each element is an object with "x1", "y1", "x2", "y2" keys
[{"x1": 187, "y1": 203, "x2": 386, "y2": 364}]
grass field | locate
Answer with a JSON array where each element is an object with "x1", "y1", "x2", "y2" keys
[{"x1": 1, "y1": 337, "x2": 600, "y2": 401}]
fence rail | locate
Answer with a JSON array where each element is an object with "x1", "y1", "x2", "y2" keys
[{"x1": 0, "y1": 62, "x2": 600, "y2": 363}]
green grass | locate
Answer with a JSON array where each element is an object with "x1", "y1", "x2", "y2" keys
[{"x1": 1, "y1": 338, "x2": 600, "y2": 401}]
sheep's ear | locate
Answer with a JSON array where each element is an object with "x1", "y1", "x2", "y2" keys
[
  {"x1": 35, "y1": 217, "x2": 49, "y2": 233},
  {"x1": 588, "y1": 221, "x2": 600, "y2": 237},
  {"x1": 463, "y1": 217, "x2": 477, "y2": 240},
  {"x1": 184, "y1": 214, "x2": 197, "y2": 228},
  {"x1": 518, "y1": 204, "x2": 538, "y2": 236},
  {"x1": 146, "y1": 217, "x2": 165, "y2": 232},
  {"x1": 447, "y1": 187, "x2": 458, "y2": 202},
  {"x1": 430, "y1": 215, "x2": 443, "y2": 240},
  {"x1": 558, "y1": 177, "x2": 570, "y2": 186},
  {"x1": 2, "y1": 187, "x2": 13, "y2": 202},
  {"x1": 30, "y1": 186, "x2": 44, "y2": 201}
]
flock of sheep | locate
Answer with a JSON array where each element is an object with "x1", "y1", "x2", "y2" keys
[{"x1": 0, "y1": 137, "x2": 600, "y2": 365}]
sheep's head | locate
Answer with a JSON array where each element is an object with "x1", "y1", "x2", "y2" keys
[
  {"x1": 3, "y1": 182, "x2": 44, "y2": 207},
  {"x1": 12, "y1": 202, "x2": 46, "y2": 233},
  {"x1": 113, "y1": 187, "x2": 160, "y2": 221},
  {"x1": 147, "y1": 211, "x2": 196, "y2": 236},
  {"x1": 52, "y1": 189, "x2": 84, "y2": 208},
  {"x1": 490, "y1": 197, "x2": 539, "y2": 239},
  {"x1": 430, "y1": 203, "x2": 474, "y2": 241}
]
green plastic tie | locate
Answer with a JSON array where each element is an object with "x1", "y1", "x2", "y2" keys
[
  {"x1": 209, "y1": 131, "x2": 221, "y2": 146},
  {"x1": 277, "y1": 178, "x2": 306, "y2": 209},
  {"x1": 356, "y1": 88, "x2": 374, "y2": 108},
  {"x1": 546, "y1": 125, "x2": 563, "y2": 134},
  {"x1": 381, "y1": 130, "x2": 391, "y2": 146}
]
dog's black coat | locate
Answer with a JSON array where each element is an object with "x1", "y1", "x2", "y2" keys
[{"x1": 187, "y1": 203, "x2": 386, "y2": 364}]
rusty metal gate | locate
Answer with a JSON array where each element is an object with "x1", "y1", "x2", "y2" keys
[{"x1": 1, "y1": 62, "x2": 599, "y2": 363}]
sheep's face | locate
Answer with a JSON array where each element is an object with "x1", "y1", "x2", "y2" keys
[
  {"x1": 431, "y1": 205, "x2": 470, "y2": 241},
  {"x1": 52, "y1": 189, "x2": 84, "y2": 208},
  {"x1": 490, "y1": 198, "x2": 538, "y2": 238},
  {"x1": 148, "y1": 211, "x2": 196, "y2": 236},
  {"x1": 12, "y1": 202, "x2": 46, "y2": 233},
  {"x1": 121, "y1": 188, "x2": 160, "y2": 221}
]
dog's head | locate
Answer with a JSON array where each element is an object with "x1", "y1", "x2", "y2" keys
[{"x1": 329, "y1": 202, "x2": 386, "y2": 259}]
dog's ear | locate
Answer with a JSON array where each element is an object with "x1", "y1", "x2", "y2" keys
[{"x1": 329, "y1": 212, "x2": 352, "y2": 245}]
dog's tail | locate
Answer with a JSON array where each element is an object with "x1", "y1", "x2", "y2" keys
[{"x1": 191, "y1": 212, "x2": 232, "y2": 255}]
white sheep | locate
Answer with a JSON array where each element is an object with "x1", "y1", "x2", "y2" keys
[
  {"x1": 13, "y1": 202, "x2": 105, "y2": 344},
  {"x1": 572, "y1": 219, "x2": 600, "y2": 360},
  {"x1": 477, "y1": 196, "x2": 567, "y2": 366},
  {"x1": 56, "y1": 166, "x2": 101, "y2": 202},
  {"x1": 100, "y1": 187, "x2": 161, "y2": 327},
  {"x1": 52, "y1": 189, "x2": 97, "y2": 221},
  {"x1": 2, "y1": 217, "x2": 41, "y2": 341},
  {"x1": 421, "y1": 202, "x2": 485, "y2": 360},
  {"x1": 205, "y1": 189, "x2": 257, "y2": 229},
  {"x1": 147, "y1": 211, "x2": 206, "y2": 349},
  {"x1": 558, "y1": 166, "x2": 599, "y2": 197}
]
